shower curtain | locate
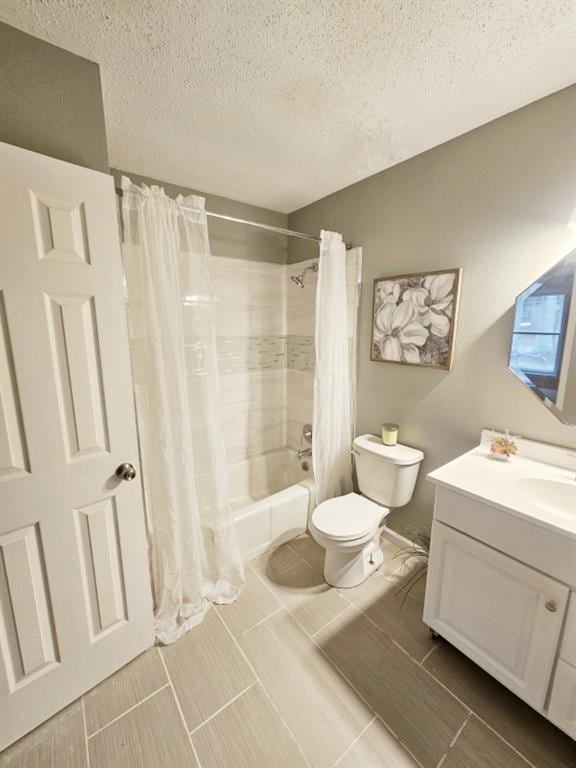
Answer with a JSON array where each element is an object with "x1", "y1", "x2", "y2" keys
[
  {"x1": 121, "y1": 177, "x2": 244, "y2": 645},
  {"x1": 313, "y1": 230, "x2": 353, "y2": 504}
]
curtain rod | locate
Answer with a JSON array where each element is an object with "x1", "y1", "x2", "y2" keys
[{"x1": 115, "y1": 187, "x2": 351, "y2": 248}]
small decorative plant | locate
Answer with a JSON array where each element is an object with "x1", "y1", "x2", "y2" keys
[
  {"x1": 490, "y1": 435, "x2": 518, "y2": 458},
  {"x1": 393, "y1": 527, "x2": 430, "y2": 606}
]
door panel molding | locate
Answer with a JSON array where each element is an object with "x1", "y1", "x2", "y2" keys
[
  {"x1": 30, "y1": 190, "x2": 91, "y2": 264},
  {"x1": 75, "y1": 497, "x2": 128, "y2": 640},
  {"x1": 0, "y1": 523, "x2": 59, "y2": 690},
  {"x1": 45, "y1": 293, "x2": 110, "y2": 460},
  {"x1": 0, "y1": 292, "x2": 30, "y2": 480}
]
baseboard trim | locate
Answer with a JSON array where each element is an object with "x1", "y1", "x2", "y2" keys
[{"x1": 381, "y1": 525, "x2": 414, "y2": 548}]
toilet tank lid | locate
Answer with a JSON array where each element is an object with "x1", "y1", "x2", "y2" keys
[{"x1": 353, "y1": 434, "x2": 424, "y2": 466}]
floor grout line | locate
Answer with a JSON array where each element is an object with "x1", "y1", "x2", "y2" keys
[
  {"x1": 288, "y1": 536, "x2": 426, "y2": 645},
  {"x1": 11, "y1": 534, "x2": 553, "y2": 768},
  {"x1": 435, "y1": 712, "x2": 470, "y2": 768},
  {"x1": 249, "y1": 549, "x2": 353, "y2": 639},
  {"x1": 258, "y1": 537, "x2": 544, "y2": 768},
  {"x1": 194, "y1": 590, "x2": 538, "y2": 768},
  {"x1": 419, "y1": 642, "x2": 439, "y2": 667},
  {"x1": 255, "y1": 546, "x2": 462, "y2": 768},
  {"x1": 81, "y1": 697, "x2": 91, "y2": 768},
  {"x1": 311, "y1": 604, "x2": 353, "y2": 638},
  {"x1": 76, "y1": 535, "x2": 555, "y2": 768},
  {"x1": 465, "y1": 714, "x2": 540, "y2": 768},
  {"x1": 86, "y1": 682, "x2": 171, "y2": 740},
  {"x1": 156, "y1": 648, "x2": 203, "y2": 768},
  {"x1": 248, "y1": 564, "x2": 426, "y2": 768},
  {"x1": 338, "y1": 596, "x2": 471, "y2": 716},
  {"x1": 294, "y1": 610, "x2": 425, "y2": 768},
  {"x1": 373, "y1": 714, "x2": 426, "y2": 768},
  {"x1": 342, "y1": 537, "x2": 542, "y2": 768},
  {"x1": 436, "y1": 752, "x2": 448, "y2": 768},
  {"x1": 331, "y1": 715, "x2": 376, "y2": 768},
  {"x1": 239, "y1": 605, "x2": 284, "y2": 636},
  {"x1": 243, "y1": 564, "x2": 291, "y2": 628},
  {"x1": 287, "y1": 547, "x2": 323, "y2": 575},
  {"x1": 285, "y1": 541, "x2": 323, "y2": 574},
  {"x1": 338, "y1": 599, "x2": 415, "y2": 662},
  {"x1": 418, "y1": 653, "x2": 540, "y2": 768},
  {"x1": 449, "y1": 711, "x2": 471, "y2": 749},
  {"x1": 398, "y1": 639, "x2": 472, "y2": 713},
  {"x1": 214, "y1": 608, "x2": 313, "y2": 768},
  {"x1": 189, "y1": 681, "x2": 257, "y2": 734}
]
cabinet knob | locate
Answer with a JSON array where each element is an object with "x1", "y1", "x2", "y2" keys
[{"x1": 545, "y1": 600, "x2": 557, "y2": 613}]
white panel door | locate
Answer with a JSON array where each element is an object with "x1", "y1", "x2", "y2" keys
[
  {"x1": 424, "y1": 521, "x2": 569, "y2": 710},
  {"x1": 0, "y1": 142, "x2": 153, "y2": 749}
]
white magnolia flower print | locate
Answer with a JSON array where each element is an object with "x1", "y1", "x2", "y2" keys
[
  {"x1": 402, "y1": 273, "x2": 455, "y2": 337},
  {"x1": 376, "y1": 280, "x2": 400, "y2": 307},
  {"x1": 375, "y1": 301, "x2": 429, "y2": 363}
]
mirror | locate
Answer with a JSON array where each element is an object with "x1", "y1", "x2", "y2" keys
[{"x1": 509, "y1": 250, "x2": 576, "y2": 425}]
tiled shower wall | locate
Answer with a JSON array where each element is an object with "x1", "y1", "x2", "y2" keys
[
  {"x1": 212, "y1": 257, "x2": 287, "y2": 471},
  {"x1": 212, "y1": 250, "x2": 361, "y2": 498}
]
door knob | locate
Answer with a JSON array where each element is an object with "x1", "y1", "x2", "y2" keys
[
  {"x1": 545, "y1": 600, "x2": 557, "y2": 613},
  {"x1": 115, "y1": 463, "x2": 137, "y2": 482}
]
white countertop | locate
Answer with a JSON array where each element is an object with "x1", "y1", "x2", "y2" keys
[{"x1": 428, "y1": 446, "x2": 576, "y2": 541}]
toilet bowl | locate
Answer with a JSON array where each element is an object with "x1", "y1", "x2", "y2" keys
[
  {"x1": 310, "y1": 493, "x2": 388, "y2": 587},
  {"x1": 310, "y1": 435, "x2": 424, "y2": 588}
]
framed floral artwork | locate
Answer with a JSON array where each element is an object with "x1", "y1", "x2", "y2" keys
[{"x1": 371, "y1": 268, "x2": 462, "y2": 370}]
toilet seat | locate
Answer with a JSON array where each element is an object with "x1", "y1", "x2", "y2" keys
[{"x1": 311, "y1": 492, "x2": 387, "y2": 541}]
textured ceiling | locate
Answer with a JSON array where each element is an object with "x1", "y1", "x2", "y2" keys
[{"x1": 1, "y1": 0, "x2": 575, "y2": 212}]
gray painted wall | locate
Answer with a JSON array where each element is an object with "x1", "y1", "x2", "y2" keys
[
  {"x1": 0, "y1": 21, "x2": 285, "y2": 264},
  {"x1": 112, "y1": 170, "x2": 288, "y2": 263},
  {"x1": 0, "y1": 22, "x2": 108, "y2": 173},
  {"x1": 288, "y1": 86, "x2": 576, "y2": 536}
]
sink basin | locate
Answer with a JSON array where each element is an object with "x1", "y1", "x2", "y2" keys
[{"x1": 516, "y1": 477, "x2": 576, "y2": 519}]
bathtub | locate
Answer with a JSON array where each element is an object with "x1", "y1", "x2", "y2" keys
[{"x1": 229, "y1": 448, "x2": 315, "y2": 560}]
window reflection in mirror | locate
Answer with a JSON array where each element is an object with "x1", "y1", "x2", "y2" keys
[{"x1": 509, "y1": 251, "x2": 576, "y2": 424}]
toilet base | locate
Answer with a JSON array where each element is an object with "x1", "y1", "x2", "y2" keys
[{"x1": 323, "y1": 537, "x2": 384, "y2": 588}]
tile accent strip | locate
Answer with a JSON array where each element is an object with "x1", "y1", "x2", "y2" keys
[
  {"x1": 287, "y1": 335, "x2": 315, "y2": 372},
  {"x1": 218, "y1": 336, "x2": 287, "y2": 374}
]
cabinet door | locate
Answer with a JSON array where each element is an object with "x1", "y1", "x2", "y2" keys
[
  {"x1": 558, "y1": 592, "x2": 576, "y2": 666},
  {"x1": 424, "y1": 522, "x2": 569, "y2": 710},
  {"x1": 548, "y1": 660, "x2": 576, "y2": 739}
]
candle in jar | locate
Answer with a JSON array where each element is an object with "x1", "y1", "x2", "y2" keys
[{"x1": 382, "y1": 423, "x2": 398, "y2": 446}]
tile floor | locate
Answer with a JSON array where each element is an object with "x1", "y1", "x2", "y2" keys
[{"x1": 2, "y1": 533, "x2": 575, "y2": 768}]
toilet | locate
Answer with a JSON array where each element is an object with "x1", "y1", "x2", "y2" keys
[{"x1": 310, "y1": 434, "x2": 424, "y2": 588}]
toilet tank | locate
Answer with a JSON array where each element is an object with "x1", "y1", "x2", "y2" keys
[{"x1": 353, "y1": 434, "x2": 424, "y2": 508}]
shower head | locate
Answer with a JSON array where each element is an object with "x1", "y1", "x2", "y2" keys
[{"x1": 290, "y1": 262, "x2": 318, "y2": 288}]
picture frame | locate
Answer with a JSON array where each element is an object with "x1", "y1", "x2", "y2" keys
[{"x1": 371, "y1": 268, "x2": 462, "y2": 370}]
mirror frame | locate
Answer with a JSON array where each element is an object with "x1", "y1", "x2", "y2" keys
[{"x1": 508, "y1": 250, "x2": 576, "y2": 425}]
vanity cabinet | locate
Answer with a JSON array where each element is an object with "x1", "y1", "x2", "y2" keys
[
  {"x1": 548, "y1": 594, "x2": 576, "y2": 738},
  {"x1": 424, "y1": 521, "x2": 569, "y2": 710},
  {"x1": 549, "y1": 661, "x2": 576, "y2": 738},
  {"x1": 424, "y1": 478, "x2": 576, "y2": 739}
]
